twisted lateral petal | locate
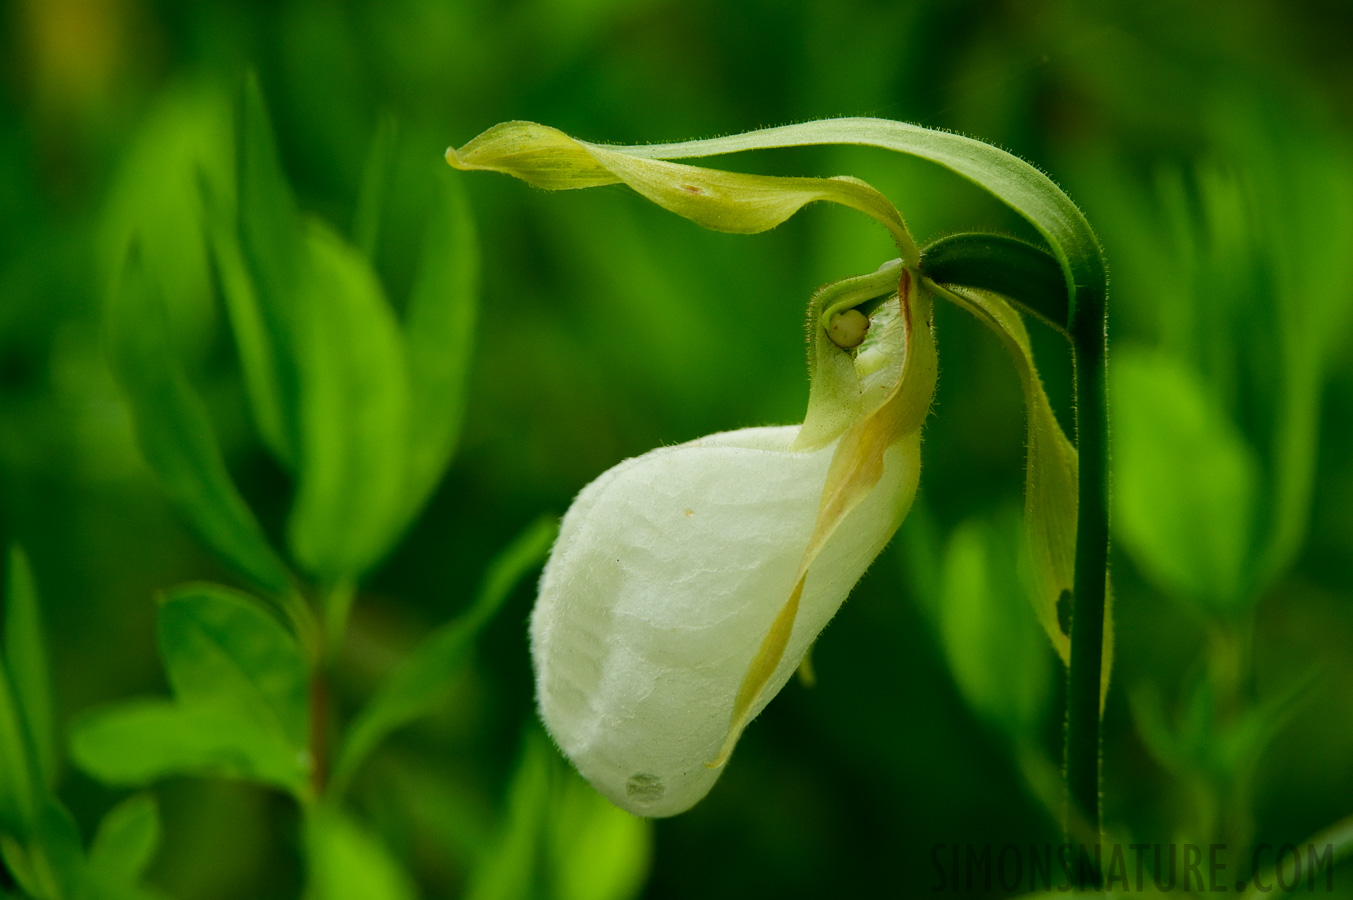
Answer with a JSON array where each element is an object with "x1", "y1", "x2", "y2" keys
[
  {"x1": 446, "y1": 121, "x2": 917, "y2": 262},
  {"x1": 532, "y1": 425, "x2": 920, "y2": 817}
]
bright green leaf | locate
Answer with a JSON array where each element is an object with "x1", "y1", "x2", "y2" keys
[
  {"x1": 938, "y1": 510, "x2": 1054, "y2": 737},
  {"x1": 105, "y1": 250, "x2": 291, "y2": 595},
  {"x1": 157, "y1": 584, "x2": 309, "y2": 752},
  {"x1": 399, "y1": 166, "x2": 479, "y2": 524},
  {"x1": 69, "y1": 700, "x2": 308, "y2": 796},
  {"x1": 5, "y1": 546, "x2": 54, "y2": 789},
  {"x1": 546, "y1": 769, "x2": 651, "y2": 900},
  {"x1": 464, "y1": 728, "x2": 552, "y2": 900},
  {"x1": 304, "y1": 807, "x2": 417, "y2": 900},
  {"x1": 89, "y1": 794, "x2": 160, "y2": 883},
  {"x1": 353, "y1": 117, "x2": 400, "y2": 261},
  {"x1": 287, "y1": 220, "x2": 411, "y2": 583},
  {"x1": 330, "y1": 517, "x2": 557, "y2": 796},
  {"x1": 1113, "y1": 349, "x2": 1260, "y2": 611}
]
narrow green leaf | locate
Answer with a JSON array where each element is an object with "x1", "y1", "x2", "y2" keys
[
  {"x1": 0, "y1": 656, "x2": 37, "y2": 837},
  {"x1": 89, "y1": 794, "x2": 160, "y2": 883},
  {"x1": 234, "y1": 72, "x2": 304, "y2": 467},
  {"x1": 303, "y1": 807, "x2": 417, "y2": 900},
  {"x1": 202, "y1": 175, "x2": 294, "y2": 470},
  {"x1": 546, "y1": 768, "x2": 651, "y2": 900},
  {"x1": 1112, "y1": 349, "x2": 1259, "y2": 611},
  {"x1": 4, "y1": 546, "x2": 54, "y2": 788},
  {"x1": 287, "y1": 220, "x2": 411, "y2": 583},
  {"x1": 330, "y1": 517, "x2": 557, "y2": 796},
  {"x1": 353, "y1": 117, "x2": 400, "y2": 261},
  {"x1": 921, "y1": 233, "x2": 1069, "y2": 334},
  {"x1": 465, "y1": 728, "x2": 553, "y2": 900},
  {"x1": 105, "y1": 250, "x2": 291, "y2": 595},
  {"x1": 157, "y1": 584, "x2": 310, "y2": 755},
  {"x1": 400, "y1": 167, "x2": 479, "y2": 523},
  {"x1": 69, "y1": 700, "x2": 308, "y2": 796}
]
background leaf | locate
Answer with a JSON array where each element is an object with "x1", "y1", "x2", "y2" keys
[
  {"x1": 304, "y1": 807, "x2": 417, "y2": 900},
  {"x1": 88, "y1": 794, "x2": 160, "y2": 884},
  {"x1": 4, "y1": 546, "x2": 54, "y2": 790},
  {"x1": 331, "y1": 517, "x2": 556, "y2": 795},
  {"x1": 286, "y1": 220, "x2": 411, "y2": 583},
  {"x1": 105, "y1": 250, "x2": 291, "y2": 595},
  {"x1": 1112, "y1": 349, "x2": 1260, "y2": 611}
]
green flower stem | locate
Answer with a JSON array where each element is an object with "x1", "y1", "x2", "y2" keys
[{"x1": 1065, "y1": 279, "x2": 1109, "y2": 874}]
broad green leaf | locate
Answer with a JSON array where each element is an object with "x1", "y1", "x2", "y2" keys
[
  {"x1": 546, "y1": 769, "x2": 651, "y2": 900},
  {"x1": 1112, "y1": 349, "x2": 1259, "y2": 611},
  {"x1": 69, "y1": 700, "x2": 309, "y2": 796},
  {"x1": 234, "y1": 72, "x2": 304, "y2": 468},
  {"x1": 447, "y1": 121, "x2": 918, "y2": 263},
  {"x1": 5, "y1": 546, "x2": 54, "y2": 788},
  {"x1": 157, "y1": 584, "x2": 310, "y2": 752},
  {"x1": 938, "y1": 511, "x2": 1053, "y2": 736},
  {"x1": 330, "y1": 517, "x2": 557, "y2": 796},
  {"x1": 399, "y1": 166, "x2": 479, "y2": 523},
  {"x1": 89, "y1": 794, "x2": 160, "y2": 883},
  {"x1": 304, "y1": 807, "x2": 416, "y2": 900},
  {"x1": 465, "y1": 728, "x2": 552, "y2": 900},
  {"x1": 287, "y1": 220, "x2": 411, "y2": 583},
  {"x1": 105, "y1": 250, "x2": 291, "y2": 595},
  {"x1": 928, "y1": 283, "x2": 1078, "y2": 663}
]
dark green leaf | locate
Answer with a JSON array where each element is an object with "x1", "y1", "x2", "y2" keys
[
  {"x1": 105, "y1": 250, "x2": 291, "y2": 595},
  {"x1": 330, "y1": 517, "x2": 557, "y2": 795},
  {"x1": 5, "y1": 546, "x2": 54, "y2": 789},
  {"x1": 287, "y1": 220, "x2": 411, "y2": 582},
  {"x1": 89, "y1": 794, "x2": 160, "y2": 883},
  {"x1": 0, "y1": 657, "x2": 37, "y2": 837},
  {"x1": 353, "y1": 117, "x2": 399, "y2": 261},
  {"x1": 69, "y1": 700, "x2": 309, "y2": 796},
  {"x1": 157, "y1": 584, "x2": 309, "y2": 753},
  {"x1": 234, "y1": 72, "x2": 304, "y2": 467},
  {"x1": 303, "y1": 807, "x2": 417, "y2": 900},
  {"x1": 399, "y1": 166, "x2": 479, "y2": 524}
]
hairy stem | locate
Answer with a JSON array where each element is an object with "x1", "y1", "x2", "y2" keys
[{"x1": 1065, "y1": 284, "x2": 1109, "y2": 878}]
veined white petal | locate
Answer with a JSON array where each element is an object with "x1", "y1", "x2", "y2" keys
[{"x1": 531, "y1": 424, "x2": 920, "y2": 817}]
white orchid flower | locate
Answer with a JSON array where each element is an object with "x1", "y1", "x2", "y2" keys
[{"x1": 446, "y1": 120, "x2": 1084, "y2": 817}]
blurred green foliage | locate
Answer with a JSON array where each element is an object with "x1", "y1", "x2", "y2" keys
[{"x1": 3, "y1": 0, "x2": 1353, "y2": 897}]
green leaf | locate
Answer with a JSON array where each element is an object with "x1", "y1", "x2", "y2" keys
[
  {"x1": 234, "y1": 72, "x2": 305, "y2": 468},
  {"x1": 89, "y1": 794, "x2": 160, "y2": 883},
  {"x1": 0, "y1": 656, "x2": 37, "y2": 837},
  {"x1": 287, "y1": 220, "x2": 411, "y2": 583},
  {"x1": 5, "y1": 546, "x2": 54, "y2": 789},
  {"x1": 545, "y1": 769, "x2": 651, "y2": 900},
  {"x1": 399, "y1": 166, "x2": 479, "y2": 523},
  {"x1": 353, "y1": 117, "x2": 400, "y2": 261},
  {"x1": 330, "y1": 517, "x2": 557, "y2": 796},
  {"x1": 69, "y1": 700, "x2": 309, "y2": 796},
  {"x1": 1112, "y1": 349, "x2": 1260, "y2": 611},
  {"x1": 937, "y1": 510, "x2": 1054, "y2": 737},
  {"x1": 303, "y1": 807, "x2": 416, "y2": 900},
  {"x1": 105, "y1": 249, "x2": 291, "y2": 595},
  {"x1": 157, "y1": 584, "x2": 310, "y2": 752},
  {"x1": 464, "y1": 728, "x2": 553, "y2": 900},
  {"x1": 920, "y1": 233, "x2": 1069, "y2": 334}
]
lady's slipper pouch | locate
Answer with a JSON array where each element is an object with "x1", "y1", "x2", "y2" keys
[{"x1": 531, "y1": 266, "x2": 933, "y2": 817}]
